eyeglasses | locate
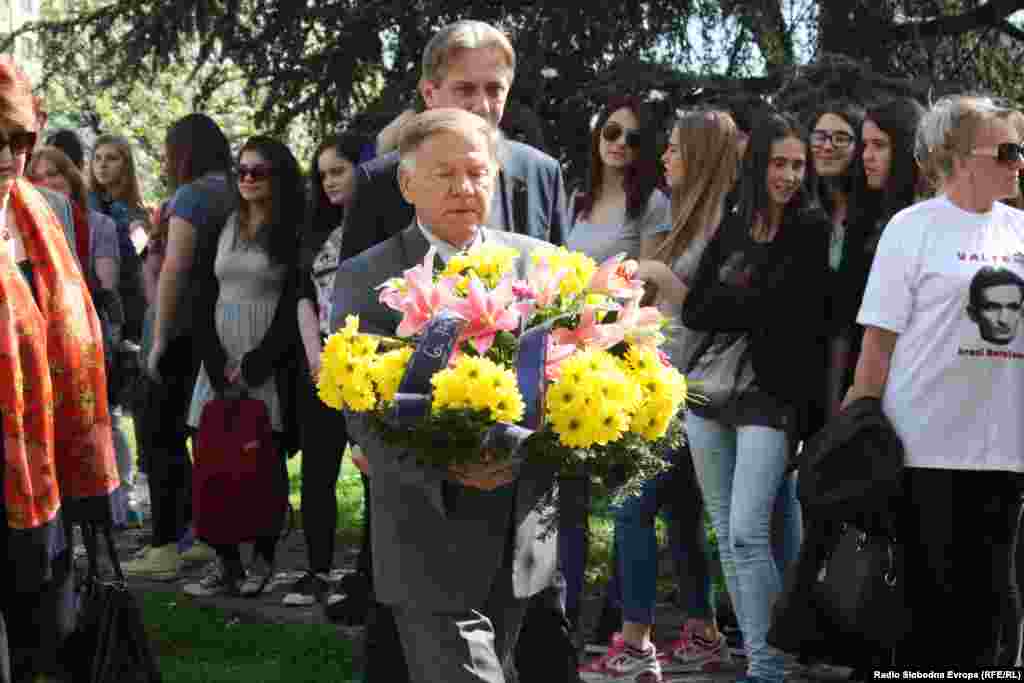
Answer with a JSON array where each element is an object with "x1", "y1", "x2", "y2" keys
[
  {"x1": 0, "y1": 130, "x2": 37, "y2": 156},
  {"x1": 810, "y1": 130, "x2": 854, "y2": 149},
  {"x1": 972, "y1": 142, "x2": 1024, "y2": 164},
  {"x1": 236, "y1": 163, "x2": 274, "y2": 181},
  {"x1": 602, "y1": 123, "x2": 643, "y2": 148}
]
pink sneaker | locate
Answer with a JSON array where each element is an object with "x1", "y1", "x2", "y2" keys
[
  {"x1": 658, "y1": 621, "x2": 732, "y2": 674},
  {"x1": 579, "y1": 634, "x2": 662, "y2": 682}
]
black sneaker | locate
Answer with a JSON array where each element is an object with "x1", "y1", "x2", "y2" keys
[
  {"x1": 584, "y1": 601, "x2": 623, "y2": 654},
  {"x1": 324, "y1": 572, "x2": 371, "y2": 625},
  {"x1": 282, "y1": 571, "x2": 331, "y2": 606}
]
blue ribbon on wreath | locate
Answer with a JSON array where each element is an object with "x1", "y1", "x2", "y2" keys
[{"x1": 387, "y1": 310, "x2": 551, "y2": 454}]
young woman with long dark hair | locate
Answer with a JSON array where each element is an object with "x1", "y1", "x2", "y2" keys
[
  {"x1": 682, "y1": 112, "x2": 829, "y2": 683},
  {"x1": 563, "y1": 97, "x2": 669, "y2": 643},
  {"x1": 285, "y1": 133, "x2": 373, "y2": 609},
  {"x1": 182, "y1": 135, "x2": 303, "y2": 597},
  {"x1": 827, "y1": 97, "x2": 925, "y2": 413}
]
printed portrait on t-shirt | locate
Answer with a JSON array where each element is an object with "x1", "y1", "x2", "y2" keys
[{"x1": 965, "y1": 266, "x2": 1024, "y2": 346}]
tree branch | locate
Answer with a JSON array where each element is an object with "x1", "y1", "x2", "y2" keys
[{"x1": 888, "y1": 0, "x2": 1024, "y2": 42}]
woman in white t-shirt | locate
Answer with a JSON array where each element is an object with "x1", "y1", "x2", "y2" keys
[{"x1": 847, "y1": 95, "x2": 1024, "y2": 666}]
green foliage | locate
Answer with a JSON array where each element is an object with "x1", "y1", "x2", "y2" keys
[{"x1": 13, "y1": 1, "x2": 1024, "y2": 195}]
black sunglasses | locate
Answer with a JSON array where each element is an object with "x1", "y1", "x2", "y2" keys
[
  {"x1": 0, "y1": 130, "x2": 37, "y2": 156},
  {"x1": 602, "y1": 122, "x2": 643, "y2": 148},
  {"x1": 236, "y1": 163, "x2": 274, "y2": 181},
  {"x1": 973, "y1": 142, "x2": 1024, "y2": 164},
  {"x1": 997, "y1": 142, "x2": 1024, "y2": 164}
]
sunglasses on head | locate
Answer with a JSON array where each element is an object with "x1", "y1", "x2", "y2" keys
[
  {"x1": 236, "y1": 163, "x2": 274, "y2": 181},
  {"x1": 0, "y1": 130, "x2": 37, "y2": 156},
  {"x1": 973, "y1": 142, "x2": 1024, "y2": 164},
  {"x1": 602, "y1": 122, "x2": 643, "y2": 148}
]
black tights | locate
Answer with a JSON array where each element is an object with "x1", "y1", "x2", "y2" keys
[{"x1": 899, "y1": 468, "x2": 1023, "y2": 667}]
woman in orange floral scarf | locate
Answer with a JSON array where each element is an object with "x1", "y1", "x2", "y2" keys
[{"x1": 0, "y1": 55, "x2": 119, "y2": 681}]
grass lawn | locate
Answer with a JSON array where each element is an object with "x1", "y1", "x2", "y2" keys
[{"x1": 142, "y1": 592, "x2": 358, "y2": 683}]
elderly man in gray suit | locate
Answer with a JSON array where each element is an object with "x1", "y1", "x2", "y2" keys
[{"x1": 331, "y1": 108, "x2": 558, "y2": 683}]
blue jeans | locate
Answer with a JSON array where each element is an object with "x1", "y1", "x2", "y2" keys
[
  {"x1": 613, "y1": 447, "x2": 713, "y2": 626},
  {"x1": 686, "y1": 412, "x2": 800, "y2": 683}
]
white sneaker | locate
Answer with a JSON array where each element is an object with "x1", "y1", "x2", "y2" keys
[{"x1": 184, "y1": 562, "x2": 244, "y2": 597}]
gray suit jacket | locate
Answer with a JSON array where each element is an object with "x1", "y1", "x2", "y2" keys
[{"x1": 331, "y1": 225, "x2": 558, "y2": 612}]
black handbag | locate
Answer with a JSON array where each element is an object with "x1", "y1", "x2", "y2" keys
[
  {"x1": 61, "y1": 522, "x2": 161, "y2": 683},
  {"x1": 814, "y1": 522, "x2": 911, "y2": 649}
]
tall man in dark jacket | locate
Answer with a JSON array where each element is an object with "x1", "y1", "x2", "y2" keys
[
  {"x1": 337, "y1": 22, "x2": 567, "y2": 264},
  {"x1": 329, "y1": 19, "x2": 576, "y2": 683}
]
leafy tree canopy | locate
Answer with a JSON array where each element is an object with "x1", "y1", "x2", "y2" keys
[{"x1": 8, "y1": 0, "x2": 1024, "y2": 186}]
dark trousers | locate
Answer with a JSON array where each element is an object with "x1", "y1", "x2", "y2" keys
[
  {"x1": 0, "y1": 548, "x2": 74, "y2": 682},
  {"x1": 144, "y1": 335, "x2": 197, "y2": 547},
  {"x1": 393, "y1": 562, "x2": 528, "y2": 683},
  {"x1": 899, "y1": 468, "x2": 1023, "y2": 667},
  {"x1": 298, "y1": 365, "x2": 370, "y2": 575}
]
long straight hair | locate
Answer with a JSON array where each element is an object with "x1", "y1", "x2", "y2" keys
[
  {"x1": 854, "y1": 97, "x2": 926, "y2": 224},
  {"x1": 809, "y1": 100, "x2": 865, "y2": 217},
  {"x1": 236, "y1": 135, "x2": 305, "y2": 267},
  {"x1": 30, "y1": 146, "x2": 88, "y2": 208},
  {"x1": 648, "y1": 110, "x2": 739, "y2": 265},
  {"x1": 89, "y1": 134, "x2": 145, "y2": 211},
  {"x1": 164, "y1": 113, "x2": 233, "y2": 191},
  {"x1": 734, "y1": 111, "x2": 819, "y2": 232},
  {"x1": 301, "y1": 133, "x2": 369, "y2": 272},
  {"x1": 576, "y1": 96, "x2": 661, "y2": 222}
]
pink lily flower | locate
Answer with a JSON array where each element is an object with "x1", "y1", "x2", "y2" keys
[
  {"x1": 544, "y1": 337, "x2": 579, "y2": 380},
  {"x1": 550, "y1": 304, "x2": 624, "y2": 351},
  {"x1": 377, "y1": 246, "x2": 457, "y2": 338},
  {"x1": 449, "y1": 274, "x2": 522, "y2": 355},
  {"x1": 611, "y1": 296, "x2": 665, "y2": 347},
  {"x1": 590, "y1": 252, "x2": 645, "y2": 300},
  {"x1": 527, "y1": 259, "x2": 568, "y2": 308}
]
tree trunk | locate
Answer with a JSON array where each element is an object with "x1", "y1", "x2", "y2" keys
[{"x1": 817, "y1": 0, "x2": 896, "y2": 71}]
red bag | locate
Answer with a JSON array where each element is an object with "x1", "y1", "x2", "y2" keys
[{"x1": 193, "y1": 396, "x2": 287, "y2": 545}]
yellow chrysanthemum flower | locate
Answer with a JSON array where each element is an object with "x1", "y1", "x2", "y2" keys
[
  {"x1": 546, "y1": 349, "x2": 637, "y2": 448},
  {"x1": 532, "y1": 246, "x2": 597, "y2": 299},
  {"x1": 318, "y1": 315, "x2": 391, "y2": 412},
  {"x1": 621, "y1": 344, "x2": 688, "y2": 440},
  {"x1": 340, "y1": 359, "x2": 377, "y2": 412},
  {"x1": 630, "y1": 399, "x2": 675, "y2": 440},
  {"x1": 432, "y1": 355, "x2": 524, "y2": 423},
  {"x1": 369, "y1": 347, "x2": 413, "y2": 405},
  {"x1": 441, "y1": 244, "x2": 520, "y2": 288},
  {"x1": 316, "y1": 363, "x2": 344, "y2": 411}
]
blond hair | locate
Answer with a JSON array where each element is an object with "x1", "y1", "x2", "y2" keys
[
  {"x1": 397, "y1": 108, "x2": 502, "y2": 171},
  {"x1": 649, "y1": 110, "x2": 739, "y2": 265},
  {"x1": 915, "y1": 95, "x2": 1018, "y2": 185},
  {"x1": 420, "y1": 20, "x2": 515, "y2": 85}
]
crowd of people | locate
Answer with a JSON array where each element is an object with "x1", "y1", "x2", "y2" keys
[{"x1": 1, "y1": 15, "x2": 1023, "y2": 683}]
